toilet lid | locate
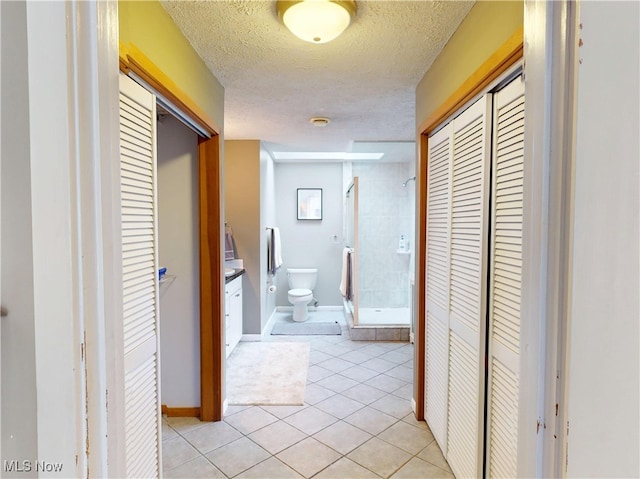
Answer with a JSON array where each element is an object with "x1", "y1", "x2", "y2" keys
[{"x1": 289, "y1": 288, "x2": 311, "y2": 297}]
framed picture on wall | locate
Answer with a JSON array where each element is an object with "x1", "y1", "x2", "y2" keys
[{"x1": 297, "y1": 188, "x2": 323, "y2": 220}]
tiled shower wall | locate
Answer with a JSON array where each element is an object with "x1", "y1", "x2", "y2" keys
[{"x1": 353, "y1": 162, "x2": 414, "y2": 308}]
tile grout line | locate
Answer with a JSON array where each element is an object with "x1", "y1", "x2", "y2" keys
[{"x1": 163, "y1": 312, "x2": 452, "y2": 478}]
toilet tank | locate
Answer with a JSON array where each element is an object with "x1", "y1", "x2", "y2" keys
[{"x1": 287, "y1": 268, "x2": 317, "y2": 290}]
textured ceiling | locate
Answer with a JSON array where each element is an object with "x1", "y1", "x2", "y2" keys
[{"x1": 160, "y1": 0, "x2": 474, "y2": 159}]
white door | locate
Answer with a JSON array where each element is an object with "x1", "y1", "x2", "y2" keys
[
  {"x1": 485, "y1": 75, "x2": 525, "y2": 478},
  {"x1": 119, "y1": 73, "x2": 162, "y2": 477},
  {"x1": 446, "y1": 95, "x2": 491, "y2": 479},
  {"x1": 424, "y1": 122, "x2": 452, "y2": 452}
]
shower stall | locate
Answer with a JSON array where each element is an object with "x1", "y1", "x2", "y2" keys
[{"x1": 343, "y1": 162, "x2": 415, "y2": 340}]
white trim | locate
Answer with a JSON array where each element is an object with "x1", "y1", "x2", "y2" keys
[
  {"x1": 261, "y1": 306, "x2": 280, "y2": 339},
  {"x1": 64, "y1": 1, "x2": 123, "y2": 476},
  {"x1": 89, "y1": 0, "x2": 127, "y2": 475},
  {"x1": 241, "y1": 334, "x2": 264, "y2": 342},
  {"x1": 522, "y1": 1, "x2": 579, "y2": 477},
  {"x1": 24, "y1": 1, "x2": 85, "y2": 473},
  {"x1": 275, "y1": 305, "x2": 344, "y2": 312},
  {"x1": 0, "y1": 1, "x2": 3, "y2": 454}
]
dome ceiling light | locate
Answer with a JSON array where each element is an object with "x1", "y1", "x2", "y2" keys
[{"x1": 276, "y1": 0, "x2": 357, "y2": 44}]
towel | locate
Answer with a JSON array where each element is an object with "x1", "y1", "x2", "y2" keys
[
  {"x1": 225, "y1": 231, "x2": 237, "y2": 261},
  {"x1": 346, "y1": 250, "x2": 352, "y2": 301},
  {"x1": 339, "y1": 247, "x2": 353, "y2": 300},
  {"x1": 267, "y1": 227, "x2": 283, "y2": 275},
  {"x1": 273, "y1": 227, "x2": 283, "y2": 271}
]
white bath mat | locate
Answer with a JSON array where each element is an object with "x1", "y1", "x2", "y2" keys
[{"x1": 226, "y1": 342, "x2": 310, "y2": 405}]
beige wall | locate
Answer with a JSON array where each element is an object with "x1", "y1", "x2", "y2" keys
[
  {"x1": 118, "y1": 0, "x2": 224, "y2": 128},
  {"x1": 225, "y1": 140, "x2": 263, "y2": 335},
  {"x1": 416, "y1": 1, "x2": 523, "y2": 125}
]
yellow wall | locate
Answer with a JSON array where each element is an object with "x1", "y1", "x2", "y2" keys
[
  {"x1": 119, "y1": 0, "x2": 224, "y2": 128},
  {"x1": 416, "y1": 1, "x2": 523, "y2": 125}
]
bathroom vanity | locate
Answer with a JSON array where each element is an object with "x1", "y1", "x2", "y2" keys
[{"x1": 224, "y1": 269, "x2": 244, "y2": 358}]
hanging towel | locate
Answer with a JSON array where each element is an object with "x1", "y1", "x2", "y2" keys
[
  {"x1": 346, "y1": 250, "x2": 352, "y2": 301},
  {"x1": 273, "y1": 227, "x2": 283, "y2": 271},
  {"x1": 339, "y1": 247, "x2": 353, "y2": 300},
  {"x1": 225, "y1": 230, "x2": 237, "y2": 261},
  {"x1": 267, "y1": 227, "x2": 283, "y2": 275}
]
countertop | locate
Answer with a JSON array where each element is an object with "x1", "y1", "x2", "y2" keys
[{"x1": 225, "y1": 268, "x2": 245, "y2": 284}]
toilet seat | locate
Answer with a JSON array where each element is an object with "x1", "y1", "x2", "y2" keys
[{"x1": 288, "y1": 288, "x2": 312, "y2": 298}]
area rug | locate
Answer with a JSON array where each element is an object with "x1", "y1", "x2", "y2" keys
[
  {"x1": 226, "y1": 342, "x2": 310, "y2": 405},
  {"x1": 271, "y1": 321, "x2": 342, "y2": 336}
]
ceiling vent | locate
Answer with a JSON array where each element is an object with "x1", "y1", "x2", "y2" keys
[{"x1": 310, "y1": 116, "x2": 331, "y2": 127}]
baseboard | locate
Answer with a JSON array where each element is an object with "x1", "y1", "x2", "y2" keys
[
  {"x1": 411, "y1": 398, "x2": 417, "y2": 415},
  {"x1": 275, "y1": 305, "x2": 343, "y2": 312},
  {"x1": 161, "y1": 405, "x2": 200, "y2": 417},
  {"x1": 223, "y1": 399, "x2": 229, "y2": 416},
  {"x1": 241, "y1": 306, "x2": 347, "y2": 342},
  {"x1": 260, "y1": 307, "x2": 279, "y2": 339},
  {"x1": 241, "y1": 333, "x2": 262, "y2": 342},
  {"x1": 313, "y1": 305, "x2": 344, "y2": 311}
]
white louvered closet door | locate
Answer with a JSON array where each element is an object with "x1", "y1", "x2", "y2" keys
[
  {"x1": 486, "y1": 75, "x2": 525, "y2": 478},
  {"x1": 424, "y1": 123, "x2": 453, "y2": 452},
  {"x1": 119, "y1": 73, "x2": 162, "y2": 478},
  {"x1": 446, "y1": 95, "x2": 492, "y2": 479}
]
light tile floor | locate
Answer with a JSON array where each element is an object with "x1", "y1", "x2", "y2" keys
[{"x1": 162, "y1": 311, "x2": 453, "y2": 478}]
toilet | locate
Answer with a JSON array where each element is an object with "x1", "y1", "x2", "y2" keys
[{"x1": 287, "y1": 268, "x2": 317, "y2": 322}]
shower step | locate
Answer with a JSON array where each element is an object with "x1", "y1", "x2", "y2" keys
[{"x1": 342, "y1": 307, "x2": 410, "y2": 341}]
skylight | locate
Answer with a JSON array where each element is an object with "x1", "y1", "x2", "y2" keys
[{"x1": 271, "y1": 151, "x2": 385, "y2": 161}]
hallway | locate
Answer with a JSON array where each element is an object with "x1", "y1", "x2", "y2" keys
[{"x1": 161, "y1": 312, "x2": 452, "y2": 478}]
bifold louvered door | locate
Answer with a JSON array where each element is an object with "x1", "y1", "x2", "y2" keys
[
  {"x1": 446, "y1": 95, "x2": 491, "y2": 479},
  {"x1": 425, "y1": 123, "x2": 453, "y2": 452},
  {"x1": 485, "y1": 75, "x2": 524, "y2": 478},
  {"x1": 119, "y1": 73, "x2": 162, "y2": 478},
  {"x1": 424, "y1": 95, "x2": 491, "y2": 475},
  {"x1": 424, "y1": 76, "x2": 525, "y2": 479}
]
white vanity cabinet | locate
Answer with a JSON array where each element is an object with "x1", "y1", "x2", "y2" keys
[{"x1": 225, "y1": 275, "x2": 243, "y2": 358}]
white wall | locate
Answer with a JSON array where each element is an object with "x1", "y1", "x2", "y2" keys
[
  {"x1": 566, "y1": 1, "x2": 639, "y2": 477},
  {"x1": 261, "y1": 147, "x2": 277, "y2": 326},
  {"x1": 157, "y1": 115, "x2": 200, "y2": 407},
  {"x1": 274, "y1": 162, "x2": 344, "y2": 307},
  {"x1": 1, "y1": 0, "x2": 38, "y2": 466},
  {"x1": 352, "y1": 162, "x2": 414, "y2": 308},
  {"x1": 1, "y1": 1, "x2": 86, "y2": 473}
]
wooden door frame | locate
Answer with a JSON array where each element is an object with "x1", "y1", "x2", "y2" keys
[
  {"x1": 119, "y1": 44, "x2": 225, "y2": 421},
  {"x1": 414, "y1": 28, "x2": 523, "y2": 420}
]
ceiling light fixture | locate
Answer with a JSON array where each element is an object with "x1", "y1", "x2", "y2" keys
[{"x1": 276, "y1": 0, "x2": 357, "y2": 44}]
